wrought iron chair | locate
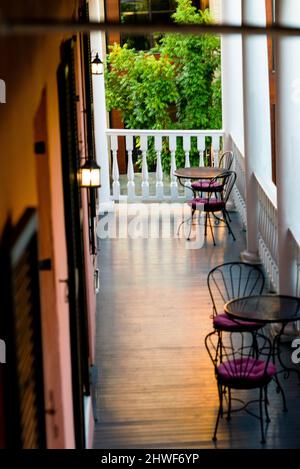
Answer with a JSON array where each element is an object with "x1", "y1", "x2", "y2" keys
[
  {"x1": 191, "y1": 150, "x2": 234, "y2": 195},
  {"x1": 207, "y1": 262, "x2": 290, "y2": 413},
  {"x1": 207, "y1": 262, "x2": 266, "y2": 334},
  {"x1": 205, "y1": 330, "x2": 276, "y2": 444},
  {"x1": 186, "y1": 170, "x2": 236, "y2": 245}
]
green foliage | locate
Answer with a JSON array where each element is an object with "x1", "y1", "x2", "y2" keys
[
  {"x1": 105, "y1": 0, "x2": 222, "y2": 172},
  {"x1": 105, "y1": 44, "x2": 178, "y2": 130},
  {"x1": 160, "y1": 2, "x2": 222, "y2": 130}
]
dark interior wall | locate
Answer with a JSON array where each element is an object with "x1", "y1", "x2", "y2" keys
[
  {"x1": 0, "y1": 0, "x2": 78, "y2": 19},
  {"x1": 0, "y1": 0, "x2": 79, "y2": 229}
]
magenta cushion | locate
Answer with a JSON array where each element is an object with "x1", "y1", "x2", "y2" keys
[
  {"x1": 213, "y1": 313, "x2": 264, "y2": 332},
  {"x1": 217, "y1": 357, "x2": 276, "y2": 388},
  {"x1": 187, "y1": 197, "x2": 225, "y2": 212},
  {"x1": 191, "y1": 180, "x2": 223, "y2": 191}
]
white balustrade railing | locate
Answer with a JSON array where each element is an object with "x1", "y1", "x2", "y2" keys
[
  {"x1": 230, "y1": 135, "x2": 279, "y2": 292},
  {"x1": 288, "y1": 228, "x2": 300, "y2": 299},
  {"x1": 230, "y1": 136, "x2": 247, "y2": 228},
  {"x1": 255, "y1": 174, "x2": 279, "y2": 292},
  {"x1": 229, "y1": 133, "x2": 279, "y2": 290},
  {"x1": 106, "y1": 129, "x2": 224, "y2": 202},
  {"x1": 285, "y1": 228, "x2": 300, "y2": 334}
]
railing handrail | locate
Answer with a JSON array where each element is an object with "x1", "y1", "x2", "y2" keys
[
  {"x1": 289, "y1": 227, "x2": 300, "y2": 252},
  {"x1": 254, "y1": 172, "x2": 277, "y2": 209},
  {"x1": 288, "y1": 227, "x2": 300, "y2": 297},
  {"x1": 232, "y1": 140, "x2": 245, "y2": 161},
  {"x1": 106, "y1": 129, "x2": 225, "y2": 137}
]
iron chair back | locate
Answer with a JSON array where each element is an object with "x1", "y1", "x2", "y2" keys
[
  {"x1": 203, "y1": 170, "x2": 236, "y2": 203},
  {"x1": 207, "y1": 262, "x2": 265, "y2": 318},
  {"x1": 220, "y1": 170, "x2": 236, "y2": 203},
  {"x1": 218, "y1": 150, "x2": 234, "y2": 171}
]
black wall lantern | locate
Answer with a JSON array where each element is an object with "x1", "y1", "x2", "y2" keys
[
  {"x1": 79, "y1": 159, "x2": 101, "y2": 188},
  {"x1": 91, "y1": 52, "x2": 103, "y2": 76}
]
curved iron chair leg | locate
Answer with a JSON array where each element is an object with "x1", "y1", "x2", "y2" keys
[
  {"x1": 220, "y1": 385, "x2": 224, "y2": 418},
  {"x1": 226, "y1": 388, "x2": 232, "y2": 421},
  {"x1": 204, "y1": 212, "x2": 208, "y2": 237},
  {"x1": 177, "y1": 216, "x2": 193, "y2": 237},
  {"x1": 222, "y1": 210, "x2": 236, "y2": 241},
  {"x1": 213, "y1": 383, "x2": 223, "y2": 441},
  {"x1": 208, "y1": 213, "x2": 216, "y2": 246},
  {"x1": 217, "y1": 331, "x2": 223, "y2": 363},
  {"x1": 273, "y1": 374, "x2": 288, "y2": 412},
  {"x1": 225, "y1": 209, "x2": 232, "y2": 223},
  {"x1": 259, "y1": 388, "x2": 266, "y2": 444},
  {"x1": 176, "y1": 219, "x2": 185, "y2": 236},
  {"x1": 272, "y1": 334, "x2": 288, "y2": 412},
  {"x1": 264, "y1": 386, "x2": 271, "y2": 423},
  {"x1": 187, "y1": 208, "x2": 196, "y2": 241}
]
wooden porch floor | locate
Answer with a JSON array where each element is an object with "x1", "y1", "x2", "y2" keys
[{"x1": 93, "y1": 209, "x2": 300, "y2": 449}]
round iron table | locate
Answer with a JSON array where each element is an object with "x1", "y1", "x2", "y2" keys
[
  {"x1": 225, "y1": 294, "x2": 300, "y2": 411},
  {"x1": 174, "y1": 167, "x2": 226, "y2": 198},
  {"x1": 174, "y1": 166, "x2": 223, "y2": 181},
  {"x1": 174, "y1": 167, "x2": 224, "y2": 195},
  {"x1": 174, "y1": 167, "x2": 226, "y2": 239}
]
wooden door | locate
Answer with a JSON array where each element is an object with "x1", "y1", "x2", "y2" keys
[{"x1": 34, "y1": 88, "x2": 65, "y2": 448}]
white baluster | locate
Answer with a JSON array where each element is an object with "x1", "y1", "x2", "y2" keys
[
  {"x1": 197, "y1": 135, "x2": 205, "y2": 167},
  {"x1": 154, "y1": 135, "x2": 164, "y2": 200},
  {"x1": 183, "y1": 135, "x2": 191, "y2": 197},
  {"x1": 169, "y1": 135, "x2": 178, "y2": 201},
  {"x1": 126, "y1": 135, "x2": 135, "y2": 201},
  {"x1": 140, "y1": 135, "x2": 149, "y2": 200},
  {"x1": 111, "y1": 135, "x2": 120, "y2": 200},
  {"x1": 212, "y1": 135, "x2": 220, "y2": 167}
]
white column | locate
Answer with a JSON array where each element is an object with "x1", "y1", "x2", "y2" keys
[
  {"x1": 276, "y1": 1, "x2": 300, "y2": 294},
  {"x1": 90, "y1": 0, "x2": 112, "y2": 212},
  {"x1": 221, "y1": 0, "x2": 244, "y2": 152},
  {"x1": 240, "y1": 0, "x2": 272, "y2": 263}
]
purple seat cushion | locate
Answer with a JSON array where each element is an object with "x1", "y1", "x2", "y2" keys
[
  {"x1": 213, "y1": 313, "x2": 264, "y2": 332},
  {"x1": 218, "y1": 357, "x2": 276, "y2": 388},
  {"x1": 187, "y1": 197, "x2": 225, "y2": 212},
  {"x1": 191, "y1": 180, "x2": 223, "y2": 191}
]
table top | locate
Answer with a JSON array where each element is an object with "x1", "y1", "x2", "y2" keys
[
  {"x1": 174, "y1": 167, "x2": 223, "y2": 180},
  {"x1": 224, "y1": 294, "x2": 300, "y2": 324}
]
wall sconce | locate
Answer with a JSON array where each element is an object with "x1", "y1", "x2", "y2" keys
[
  {"x1": 91, "y1": 52, "x2": 103, "y2": 75},
  {"x1": 79, "y1": 159, "x2": 101, "y2": 188}
]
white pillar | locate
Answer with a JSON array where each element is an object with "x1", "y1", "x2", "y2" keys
[
  {"x1": 241, "y1": 0, "x2": 272, "y2": 263},
  {"x1": 89, "y1": 0, "x2": 112, "y2": 212},
  {"x1": 221, "y1": 0, "x2": 244, "y2": 152},
  {"x1": 276, "y1": 1, "x2": 300, "y2": 294}
]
